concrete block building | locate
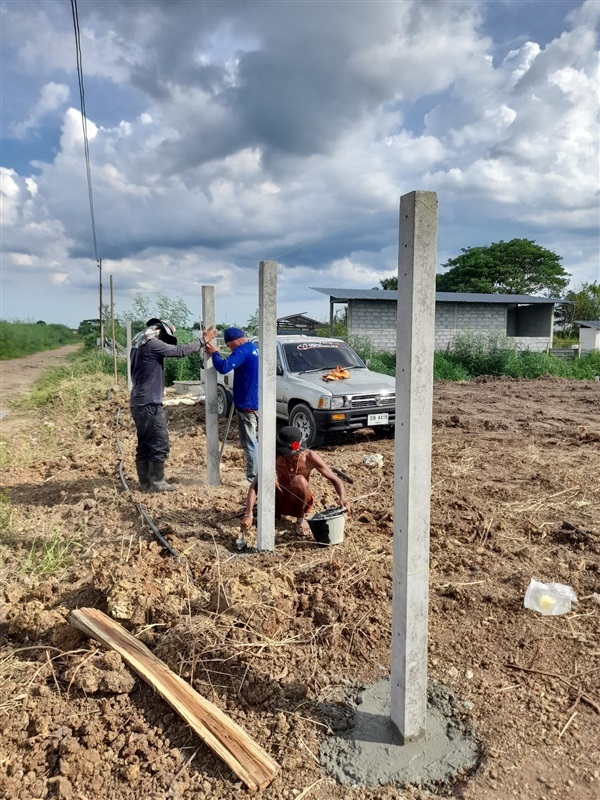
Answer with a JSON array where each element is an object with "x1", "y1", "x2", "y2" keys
[
  {"x1": 313, "y1": 288, "x2": 564, "y2": 352},
  {"x1": 576, "y1": 320, "x2": 600, "y2": 351}
]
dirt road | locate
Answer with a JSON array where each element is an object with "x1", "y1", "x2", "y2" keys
[{"x1": 0, "y1": 344, "x2": 82, "y2": 418}]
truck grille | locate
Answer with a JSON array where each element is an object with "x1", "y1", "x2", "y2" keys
[{"x1": 350, "y1": 394, "x2": 395, "y2": 409}]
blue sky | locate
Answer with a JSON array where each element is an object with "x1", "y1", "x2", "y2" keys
[{"x1": 1, "y1": 0, "x2": 598, "y2": 328}]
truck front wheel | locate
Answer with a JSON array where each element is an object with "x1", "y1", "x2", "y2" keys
[
  {"x1": 217, "y1": 385, "x2": 232, "y2": 419},
  {"x1": 288, "y1": 404, "x2": 324, "y2": 448}
]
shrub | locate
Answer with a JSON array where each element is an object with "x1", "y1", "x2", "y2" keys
[
  {"x1": 446, "y1": 331, "x2": 518, "y2": 376},
  {"x1": 346, "y1": 334, "x2": 376, "y2": 362},
  {"x1": 360, "y1": 331, "x2": 599, "y2": 382},
  {"x1": 433, "y1": 353, "x2": 470, "y2": 381},
  {"x1": 553, "y1": 334, "x2": 578, "y2": 348},
  {"x1": 0, "y1": 320, "x2": 77, "y2": 360},
  {"x1": 565, "y1": 350, "x2": 600, "y2": 379}
]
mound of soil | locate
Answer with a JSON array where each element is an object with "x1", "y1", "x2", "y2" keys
[{"x1": 1, "y1": 365, "x2": 599, "y2": 800}]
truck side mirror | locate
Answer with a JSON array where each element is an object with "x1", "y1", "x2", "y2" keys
[
  {"x1": 365, "y1": 358, "x2": 372, "y2": 369},
  {"x1": 277, "y1": 364, "x2": 284, "y2": 376}
]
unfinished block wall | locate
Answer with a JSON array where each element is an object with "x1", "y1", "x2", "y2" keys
[{"x1": 347, "y1": 300, "x2": 553, "y2": 352}]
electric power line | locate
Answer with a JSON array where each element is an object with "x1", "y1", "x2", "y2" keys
[{"x1": 70, "y1": 0, "x2": 100, "y2": 267}]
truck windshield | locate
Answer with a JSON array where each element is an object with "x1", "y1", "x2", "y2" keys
[{"x1": 283, "y1": 341, "x2": 365, "y2": 373}]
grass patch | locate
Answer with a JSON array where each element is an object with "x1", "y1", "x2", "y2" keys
[
  {"x1": 14, "y1": 351, "x2": 118, "y2": 413},
  {"x1": 0, "y1": 491, "x2": 14, "y2": 543},
  {"x1": 20, "y1": 530, "x2": 83, "y2": 576}
]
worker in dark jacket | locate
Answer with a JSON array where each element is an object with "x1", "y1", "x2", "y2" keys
[
  {"x1": 204, "y1": 327, "x2": 259, "y2": 482},
  {"x1": 130, "y1": 318, "x2": 217, "y2": 492}
]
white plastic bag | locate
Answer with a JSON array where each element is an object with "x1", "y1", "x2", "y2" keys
[
  {"x1": 524, "y1": 579, "x2": 577, "y2": 616},
  {"x1": 363, "y1": 454, "x2": 384, "y2": 469}
]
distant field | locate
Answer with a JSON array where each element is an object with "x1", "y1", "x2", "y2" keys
[{"x1": 0, "y1": 321, "x2": 78, "y2": 360}]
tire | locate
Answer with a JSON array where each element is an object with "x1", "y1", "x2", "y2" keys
[
  {"x1": 216, "y1": 385, "x2": 232, "y2": 419},
  {"x1": 288, "y1": 403, "x2": 325, "y2": 448},
  {"x1": 373, "y1": 424, "x2": 395, "y2": 439}
]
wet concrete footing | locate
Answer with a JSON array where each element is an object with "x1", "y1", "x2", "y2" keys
[{"x1": 320, "y1": 678, "x2": 481, "y2": 794}]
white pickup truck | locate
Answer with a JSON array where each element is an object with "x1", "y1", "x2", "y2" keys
[{"x1": 213, "y1": 334, "x2": 396, "y2": 447}]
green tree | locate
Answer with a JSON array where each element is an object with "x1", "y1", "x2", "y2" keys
[
  {"x1": 77, "y1": 319, "x2": 100, "y2": 338},
  {"x1": 555, "y1": 282, "x2": 600, "y2": 335},
  {"x1": 121, "y1": 292, "x2": 192, "y2": 331},
  {"x1": 245, "y1": 308, "x2": 259, "y2": 336},
  {"x1": 436, "y1": 239, "x2": 570, "y2": 296},
  {"x1": 376, "y1": 276, "x2": 398, "y2": 290}
]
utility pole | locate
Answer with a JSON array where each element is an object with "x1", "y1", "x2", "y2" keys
[{"x1": 98, "y1": 258, "x2": 104, "y2": 349}]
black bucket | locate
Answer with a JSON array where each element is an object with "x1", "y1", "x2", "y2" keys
[{"x1": 307, "y1": 506, "x2": 347, "y2": 546}]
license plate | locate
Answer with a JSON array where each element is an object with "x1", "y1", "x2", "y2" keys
[{"x1": 368, "y1": 413, "x2": 389, "y2": 426}]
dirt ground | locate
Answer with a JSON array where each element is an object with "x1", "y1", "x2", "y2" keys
[
  {"x1": 0, "y1": 345, "x2": 83, "y2": 430},
  {"x1": 0, "y1": 351, "x2": 599, "y2": 800}
]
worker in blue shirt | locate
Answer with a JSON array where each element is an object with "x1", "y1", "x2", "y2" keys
[{"x1": 204, "y1": 327, "x2": 259, "y2": 482}]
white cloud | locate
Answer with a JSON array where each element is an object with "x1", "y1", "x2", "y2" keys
[
  {"x1": 1, "y1": 1, "x2": 598, "y2": 326},
  {"x1": 59, "y1": 107, "x2": 99, "y2": 154},
  {"x1": 504, "y1": 41, "x2": 541, "y2": 86},
  {"x1": 0, "y1": 168, "x2": 22, "y2": 225},
  {"x1": 10, "y1": 81, "x2": 70, "y2": 139}
]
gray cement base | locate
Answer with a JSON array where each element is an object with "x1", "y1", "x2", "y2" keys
[{"x1": 320, "y1": 679, "x2": 481, "y2": 794}]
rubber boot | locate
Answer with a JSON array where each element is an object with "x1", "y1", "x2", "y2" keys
[
  {"x1": 147, "y1": 461, "x2": 177, "y2": 493},
  {"x1": 136, "y1": 461, "x2": 151, "y2": 492}
]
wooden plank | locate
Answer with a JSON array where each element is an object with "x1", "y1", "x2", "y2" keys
[{"x1": 69, "y1": 608, "x2": 279, "y2": 791}]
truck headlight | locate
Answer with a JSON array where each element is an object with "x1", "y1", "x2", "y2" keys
[{"x1": 319, "y1": 396, "x2": 346, "y2": 410}]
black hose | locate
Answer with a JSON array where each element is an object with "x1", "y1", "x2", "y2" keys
[{"x1": 114, "y1": 415, "x2": 194, "y2": 583}]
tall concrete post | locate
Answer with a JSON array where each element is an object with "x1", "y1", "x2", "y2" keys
[
  {"x1": 202, "y1": 286, "x2": 220, "y2": 486},
  {"x1": 390, "y1": 190, "x2": 437, "y2": 741},
  {"x1": 257, "y1": 260, "x2": 278, "y2": 552},
  {"x1": 126, "y1": 321, "x2": 132, "y2": 391}
]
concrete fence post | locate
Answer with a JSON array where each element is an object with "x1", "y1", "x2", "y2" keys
[
  {"x1": 202, "y1": 286, "x2": 220, "y2": 486},
  {"x1": 126, "y1": 321, "x2": 132, "y2": 391},
  {"x1": 390, "y1": 190, "x2": 437, "y2": 741},
  {"x1": 257, "y1": 260, "x2": 278, "y2": 552}
]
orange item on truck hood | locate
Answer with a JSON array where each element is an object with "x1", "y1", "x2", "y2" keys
[{"x1": 322, "y1": 366, "x2": 350, "y2": 382}]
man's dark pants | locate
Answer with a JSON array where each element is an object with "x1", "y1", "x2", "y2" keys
[{"x1": 131, "y1": 403, "x2": 170, "y2": 462}]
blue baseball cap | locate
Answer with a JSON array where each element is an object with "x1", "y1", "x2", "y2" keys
[{"x1": 223, "y1": 327, "x2": 246, "y2": 343}]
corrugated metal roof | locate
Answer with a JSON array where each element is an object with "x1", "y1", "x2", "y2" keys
[
  {"x1": 277, "y1": 312, "x2": 322, "y2": 324},
  {"x1": 311, "y1": 287, "x2": 566, "y2": 304},
  {"x1": 575, "y1": 320, "x2": 600, "y2": 329}
]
